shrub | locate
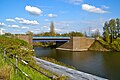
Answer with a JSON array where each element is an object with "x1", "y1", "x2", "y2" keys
[{"x1": 111, "y1": 38, "x2": 120, "y2": 51}]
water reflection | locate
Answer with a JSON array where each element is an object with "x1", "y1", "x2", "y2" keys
[{"x1": 34, "y1": 47, "x2": 120, "y2": 80}]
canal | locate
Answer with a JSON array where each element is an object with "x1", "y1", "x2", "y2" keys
[{"x1": 34, "y1": 47, "x2": 120, "y2": 80}]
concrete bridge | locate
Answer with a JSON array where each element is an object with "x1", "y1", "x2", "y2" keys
[
  {"x1": 32, "y1": 36, "x2": 71, "y2": 47},
  {"x1": 16, "y1": 35, "x2": 95, "y2": 51}
]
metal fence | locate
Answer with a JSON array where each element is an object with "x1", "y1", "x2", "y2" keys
[{"x1": 0, "y1": 47, "x2": 55, "y2": 80}]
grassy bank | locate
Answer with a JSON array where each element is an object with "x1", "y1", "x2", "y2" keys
[
  {"x1": 41, "y1": 57, "x2": 76, "y2": 70},
  {"x1": 0, "y1": 53, "x2": 51, "y2": 80},
  {"x1": 0, "y1": 35, "x2": 52, "y2": 80},
  {"x1": 0, "y1": 35, "x2": 66, "y2": 80}
]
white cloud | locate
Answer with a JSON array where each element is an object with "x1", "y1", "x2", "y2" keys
[
  {"x1": 25, "y1": 6, "x2": 42, "y2": 15},
  {"x1": 48, "y1": 14, "x2": 58, "y2": 18},
  {"x1": 55, "y1": 21, "x2": 74, "y2": 26},
  {"x1": 8, "y1": 25, "x2": 29, "y2": 29},
  {"x1": 70, "y1": 0, "x2": 83, "y2": 5},
  {"x1": 34, "y1": 29, "x2": 41, "y2": 31},
  {"x1": 21, "y1": 26, "x2": 29, "y2": 29},
  {"x1": 61, "y1": 0, "x2": 82, "y2": 5},
  {"x1": 43, "y1": 25, "x2": 48, "y2": 28},
  {"x1": 19, "y1": 20, "x2": 39, "y2": 25},
  {"x1": 55, "y1": 28, "x2": 62, "y2": 32},
  {"x1": 15, "y1": 17, "x2": 39, "y2": 25},
  {"x1": 82, "y1": 4, "x2": 108, "y2": 14},
  {"x1": 1, "y1": 28, "x2": 6, "y2": 30},
  {"x1": 101, "y1": 5, "x2": 109, "y2": 9},
  {"x1": 8, "y1": 25, "x2": 20, "y2": 28},
  {"x1": 0, "y1": 22, "x2": 5, "y2": 26},
  {"x1": 6, "y1": 19, "x2": 15, "y2": 22},
  {"x1": 44, "y1": 19, "x2": 49, "y2": 21},
  {"x1": 15, "y1": 17, "x2": 24, "y2": 21},
  {"x1": 91, "y1": 29, "x2": 98, "y2": 32}
]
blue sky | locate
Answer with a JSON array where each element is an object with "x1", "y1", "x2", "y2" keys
[{"x1": 0, "y1": 0, "x2": 120, "y2": 34}]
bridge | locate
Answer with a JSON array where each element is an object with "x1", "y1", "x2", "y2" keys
[
  {"x1": 16, "y1": 35, "x2": 95, "y2": 51},
  {"x1": 32, "y1": 36, "x2": 70, "y2": 42}
]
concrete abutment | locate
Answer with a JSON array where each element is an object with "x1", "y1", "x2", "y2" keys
[{"x1": 57, "y1": 37, "x2": 95, "y2": 51}]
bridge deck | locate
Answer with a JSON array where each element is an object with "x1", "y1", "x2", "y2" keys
[
  {"x1": 32, "y1": 36, "x2": 70, "y2": 42},
  {"x1": 33, "y1": 36, "x2": 70, "y2": 39}
]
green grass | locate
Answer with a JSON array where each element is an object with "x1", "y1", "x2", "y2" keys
[{"x1": 0, "y1": 53, "x2": 51, "y2": 80}]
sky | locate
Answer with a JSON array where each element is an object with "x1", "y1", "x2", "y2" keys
[{"x1": 0, "y1": 0, "x2": 120, "y2": 34}]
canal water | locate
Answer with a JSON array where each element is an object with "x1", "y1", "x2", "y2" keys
[{"x1": 34, "y1": 47, "x2": 120, "y2": 80}]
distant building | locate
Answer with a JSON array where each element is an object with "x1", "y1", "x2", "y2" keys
[{"x1": 0, "y1": 28, "x2": 5, "y2": 35}]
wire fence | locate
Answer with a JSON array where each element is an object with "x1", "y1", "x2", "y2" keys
[{"x1": 0, "y1": 47, "x2": 55, "y2": 80}]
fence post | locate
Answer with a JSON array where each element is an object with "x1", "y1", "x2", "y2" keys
[
  {"x1": 16, "y1": 55, "x2": 18, "y2": 74},
  {"x1": 4, "y1": 48, "x2": 6, "y2": 62}
]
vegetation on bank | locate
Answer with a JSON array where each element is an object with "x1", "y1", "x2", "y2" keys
[
  {"x1": 41, "y1": 57, "x2": 76, "y2": 69},
  {"x1": 100, "y1": 18, "x2": 120, "y2": 51},
  {"x1": 0, "y1": 36, "x2": 66, "y2": 80},
  {"x1": 89, "y1": 18, "x2": 120, "y2": 51},
  {"x1": 0, "y1": 54, "x2": 51, "y2": 80}
]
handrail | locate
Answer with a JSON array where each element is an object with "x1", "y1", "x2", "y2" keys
[
  {"x1": 0, "y1": 47, "x2": 55, "y2": 80},
  {"x1": 0, "y1": 47, "x2": 32, "y2": 80},
  {"x1": 5, "y1": 56, "x2": 32, "y2": 80},
  {"x1": 9, "y1": 53, "x2": 54, "y2": 79}
]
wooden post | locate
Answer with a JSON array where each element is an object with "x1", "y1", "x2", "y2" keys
[
  {"x1": 16, "y1": 55, "x2": 18, "y2": 74},
  {"x1": 4, "y1": 48, "x2": 6, "y2": 62}
]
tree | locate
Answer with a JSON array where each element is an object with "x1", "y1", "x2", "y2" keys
[
  {"x1": 60, "y1": 31, "x2": 84, "y2": 37},
  {"x1": 84, "y1": 31, "x2": 87, "y2": 37},
  {"x1": 103, "y1": 21, "x2": 110, "y2": 43},
  {"x1": 103, "y1": 19, "x2": 120, "y2": 43},
  {"x1": 4, "y1": 32, "x2": 13, "y2": 36},
  {"x1": 116, "y1": 18, "x2": 120, "y2": 37},
  {"x1": 26, "y1": 31, "x2": 33, "y2": 35},
  {"x1": 109, "y1": 19, "x2": 116, "y2": 42},
  {"x1": 104, "y1": 29, "x2": 110, "y2": 43}
]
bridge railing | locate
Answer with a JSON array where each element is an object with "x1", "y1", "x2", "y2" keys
[
  {"x1": 0, "y1": 47, "x2": 56, "y2": 80},
  {"x1": 32, "y1": 36, "x2": 71, "y2": 39}
]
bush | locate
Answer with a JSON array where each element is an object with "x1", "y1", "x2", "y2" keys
[{"x1": 111, "y1": 38, "x2": 120, "y2": 51}]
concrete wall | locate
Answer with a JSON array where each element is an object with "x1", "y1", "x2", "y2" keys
[
  {"x1": 57, "y1": 38, "x2": 73, "y2": 50},
  {"x1": 16, "y1": 35, "x2": 32, "y2": 44},
  {"x1": 73, "y1": 37, "x2": 95, "y2": 51},
  {"x1": 57, "y1": 37, "x2": 95, "y2": 51},
  {"x1": 34, "y1": 57, "x2": 108, "y2": 80}
]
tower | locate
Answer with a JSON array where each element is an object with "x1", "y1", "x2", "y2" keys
[{"x1": 50, "y1": 21, "x2": 55, "y2": 36}]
